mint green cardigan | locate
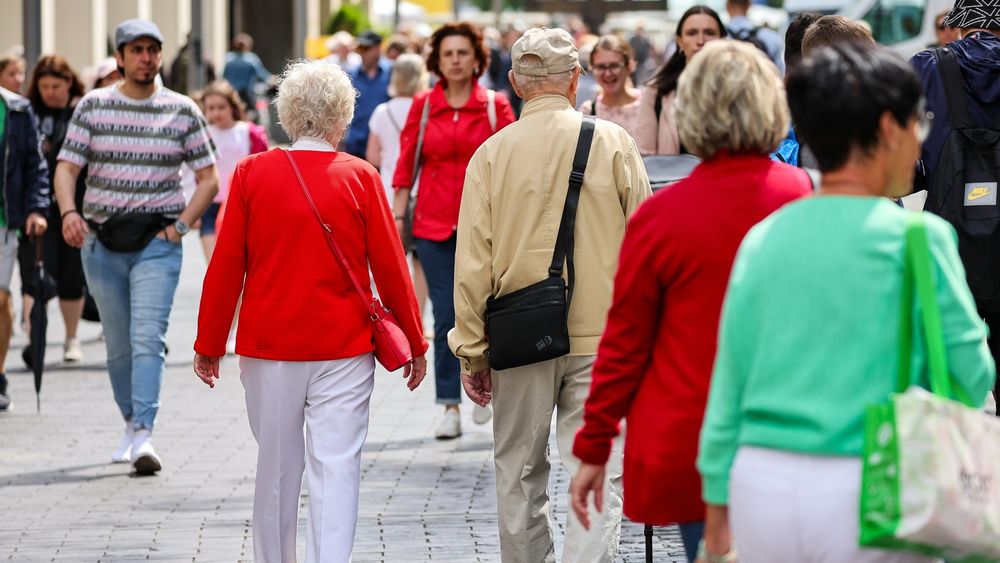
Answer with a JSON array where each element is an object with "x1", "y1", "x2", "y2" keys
[{"x1": 697, "y1": 196, "x2": 996, "y2": 505}]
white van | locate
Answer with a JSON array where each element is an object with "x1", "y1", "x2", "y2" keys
[{"x1": 841, "y1": 0, "x2": 954, "y2": 58}]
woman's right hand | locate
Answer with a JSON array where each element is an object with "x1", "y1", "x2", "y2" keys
[
  {"x1": 194, "y1": 353, "x2": 222, "y2": 388},
  {"x1": 403, "y1": 355, "x2": 427, "y2": 391}
]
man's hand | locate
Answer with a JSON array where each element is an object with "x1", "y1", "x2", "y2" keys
[
  {"x1": 570, "y1": 462, "x2": 606, "y2": 530},
  {"x1": 194, "y1": 353, "x2": 221, "y2": 388},
  {"x1": 461, "y1": 369, "x2": 492, "y2": 406},
  {"x1": 25, "y1": 213, "x2": 47, "y2": 237},
  {"x1": 403, "y1": 355, "x2": 427, "y2": 391},
  {"x1": 699, "y1": 504, "x2": 733, "y2": 562},
  {"x1": 157, "y1": 224, "x2": 182, "y2": 243},
  {"x1": 61, "y1": 211, "x2": 88, "y2": 248}
]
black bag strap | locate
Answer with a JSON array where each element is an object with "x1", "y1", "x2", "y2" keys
[
  {"x1": 549, "y1": 115, "x2": 596, "y2": 313},
  {"x1": 934, "y1": 47, "x2": 977, "y2": 130}
]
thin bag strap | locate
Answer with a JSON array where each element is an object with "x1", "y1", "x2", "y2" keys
[
  {"x1": 409, "y1": 96, "x2": 431, "y2": 188},
  {"x1": 282, "y1": 149, "x2": 377, "y2": 318},
  {"x1": 933, "y1": 47, "x2": 977, "y2": 130},
  {"x1": 487, "y1": 89, "x2": 497, "y2": 133},
  {"x1": 549, "y1": 116, "x2": 597, "y2": 312}
]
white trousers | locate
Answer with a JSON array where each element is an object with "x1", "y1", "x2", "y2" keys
[
  {"x1": 729, "y1": 446, "x2": 939, "y2": 563},
  {"x1": 240, "y1": 354, "x2": 376, "y2": 563}
]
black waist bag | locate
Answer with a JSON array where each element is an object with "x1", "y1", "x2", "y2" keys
[
  {"x1": 91, "y1": 213, "x2": 172, "y2": 253},
  {"x1": 484, "y1": 116, "x2": 596, "y2": 371}
]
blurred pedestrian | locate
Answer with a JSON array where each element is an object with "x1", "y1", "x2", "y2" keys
[
  {"x1": 0, "y1": 55, "x2": 25, "y2": 94},
  {"x1": 629, "y1": 25, "x2": 654, "y2": 84},
  {"x1": 570, "y1": 40, "x2": 811, "y2": 563},
  {"x1": 578, "y1": 35, "x2": 644, "y2": 142},
  {"x1": 393, "y1": 22, "x2": 515, "y2": 440},
  {"x1": 324, "y1": 31, "x2": 361, "y2": 72},
  {"x1": 385, "y1": 34, "x2": 411, "y2": 60},
  {"x1": 21, "y1": 55, "x2": 87, "y2": 365},
  {"x1": 54, "y1": 19, "x2": 219, "y2": 474},
  {"x1": 167, "y1": 32, "x2": 217, "y2": 95},
  {"x1": 450, "y1": 27, "x2": 651, "y2": 562},
  {"x1": 196, "y1": 80, "x2": 268, "y2": 261},
  {"x1": 912, "y1": 0, "x2": 1000, "y2": 410},
  {"x1": 91, "y1": 57, "x2": 121, "y2": 90},
  {"x1": 635, "y1": 6, "x2": 726, "y2": 155},
  {"x1": 783, "y1": 12, "x2": 822, "y2": 74},
  {"x1": 194, "y1": 59, "x2": 428, "y2": 563},
  {"x1": 932, "y1": 9, "x2": 961, "y2": 47},
  {"x1": 697, "y1": 42, "x2": 995, "y2": 562},
  {"x1": 0, "y1": 76, "x2": 51, "y2": 411},
  {"x1": 725, "y1": 0, "x2": 785, "y2": 73},
  {"x1": 222, "y1": 33, "x2": 272, "y2": 111},
  {"x1": 344, "y1": 30, "x2": 390, "y2": 159}
]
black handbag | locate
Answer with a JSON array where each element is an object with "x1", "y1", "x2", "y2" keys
[
  {"x1": 91, "y1": 213, "x2": 172, "y2": 253},
  {"x1": 484, "y1": 116, "x2": 596, "y2": 371}
]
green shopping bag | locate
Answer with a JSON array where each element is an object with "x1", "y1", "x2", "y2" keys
[{"x1": 859, "y1": 214, "x2": 1000, "y2": 562}]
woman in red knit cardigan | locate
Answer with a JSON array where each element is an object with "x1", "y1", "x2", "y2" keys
[
  {"x1": 569, "y1": 41, "x2": 812, "y2": 563},
  {"x1": 193, "y1": 60, "x2": 428, "y2": 563}
]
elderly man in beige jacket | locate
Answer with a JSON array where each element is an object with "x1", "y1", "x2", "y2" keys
[{"x1": 448, "y1": 27, "x2": 651, "y2": 563}]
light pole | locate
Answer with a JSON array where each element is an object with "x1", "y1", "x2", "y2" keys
[
  {"x1": 22, "y1": 0, "x2": 42, "y2": 86},
  {"x1": 188, "y1": 0, "x2": 206, "y2": 94}
]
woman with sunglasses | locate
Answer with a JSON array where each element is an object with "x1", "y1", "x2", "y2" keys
[{"x1": 578, "y1": 35, "x2": 643, "y2": 142}]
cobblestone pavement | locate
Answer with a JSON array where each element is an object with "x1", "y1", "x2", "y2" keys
[{"x1": 0, "y1": 237, "x2": 686, "y2": 562}]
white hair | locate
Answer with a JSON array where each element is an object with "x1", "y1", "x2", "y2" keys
[
  {"x1": 512, "y1": 54, "x2": 576, "y2": 98},
  {"x1": 275, "y1": 59, "x2": 356, "y2": 143}
]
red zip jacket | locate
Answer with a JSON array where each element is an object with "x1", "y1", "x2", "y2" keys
[
  {"x1": 195, "y1": 148, "x2": 429, "y2": 361},
  {"x1": 392, "y1": 82, "x2": 514, "y2": 241}
]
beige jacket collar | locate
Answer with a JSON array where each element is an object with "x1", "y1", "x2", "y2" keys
[{"x1": 519, "y1": 94, "x2": 573, "y2": 117}]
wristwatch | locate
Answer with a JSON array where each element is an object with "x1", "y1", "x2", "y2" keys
[{"x1": 173, "y1": 219, "x2": 191, "y2": 237}]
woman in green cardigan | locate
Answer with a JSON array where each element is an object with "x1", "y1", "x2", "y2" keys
[{"x1": 696, "y1": 42, "x2": 995, "y2": 562}]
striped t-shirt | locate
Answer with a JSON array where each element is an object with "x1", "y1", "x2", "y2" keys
[{"x1": 58, "y1": 84, "x2": 216, "y2": 223}]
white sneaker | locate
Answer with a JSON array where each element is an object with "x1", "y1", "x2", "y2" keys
[
  {"x1": 435, "y1": 409, "x2": 462, "y2": 440},
  {"x1": 111, "y1": 424, "x2": 134, "y2": 463},
  {"x1": 472, "y1": 403, "x2": 493, "y2": 425},
  {"x1": 131, "y1": 429, "x2": 162, "y2": 475},
  {"x1": 63, "y1": 337, "x2": 83, "y2": 362}
]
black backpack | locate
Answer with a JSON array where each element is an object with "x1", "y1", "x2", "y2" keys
[
  {"x1": 727, "y1": 26, "x2": 769, "y2": 55},
  {"x1": 928, "y1": 46, "x2": 1000, "y2": 311}
]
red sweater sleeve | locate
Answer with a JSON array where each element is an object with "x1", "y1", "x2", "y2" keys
[
  {"x1": 392, "y1": 90, "x2": 427, "y2": 190},
  {"x1": 573, "y1": 207, "x2": 665, "y2": 465},
  {"x1": 365, "y1": 167, "x2": 430, "y2": 357},
  {"x1": 195, "y1": 159, "x2": 250, "y2": 357}
]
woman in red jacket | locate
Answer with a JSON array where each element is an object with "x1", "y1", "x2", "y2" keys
[
  {"x1": 193, "y1": 60, "x2": 428, "y2": 563},
  {"x1": 393, "y1": 22, "x2": 514, "y2": 440},
  {"x1": 569, "y1": 41, "x2": 812, "y2": 563}
]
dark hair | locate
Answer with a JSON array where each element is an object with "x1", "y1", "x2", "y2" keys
[
  {"x1": 786, "y1": 42, "x2": 923, "y2": 172},
  {"x1": 784, "y1": 12, "x2": 822, "y2": 71},
  {"x1": 26, "y1": 55, "x2": 84, "y2": 110},
  {"x1": 648, "y1": 6, "x2": 726, "y2": 98},
  {"x1": 427, "y1": 21, "x2": 490, "y2": 85}
]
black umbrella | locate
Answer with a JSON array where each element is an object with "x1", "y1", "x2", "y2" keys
[{"x1": 28, "y1": 237, "x2": 56, "y2": 412}]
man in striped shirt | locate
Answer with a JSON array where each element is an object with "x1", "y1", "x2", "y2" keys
[{"x1": 53, "y1": 19, "x2": 219, "y2": 475}]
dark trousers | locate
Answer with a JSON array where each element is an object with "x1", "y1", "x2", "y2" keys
[
  {"x1": 414, "y1": 235, "x2": 461, "y2": 405},
  {"x1": 678, "y1": 521, "x2": 705, "y2": 563},
  {"x1": 984, "y1": 310, "x2": 1000, "y2": 409}
]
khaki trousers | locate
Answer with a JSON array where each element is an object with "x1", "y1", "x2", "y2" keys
[{"x1": 491, "y1": 355, "x2": 625, "y2": 563}]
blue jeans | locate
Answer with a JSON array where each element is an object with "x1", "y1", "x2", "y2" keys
[
  {"x1": 678, "y1": 520, "x2": 705, "y2": 563},
  {"x1": 82, "y1": 234, "x2": 182, "y2": 430},
  {"x1": 413, "y1": 236, "x2": 460, "y2": 405}
]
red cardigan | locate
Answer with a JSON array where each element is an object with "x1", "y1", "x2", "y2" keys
[
  {"x1": 392, "y1": 83, "x2": 514, "y2": 241},
  {"x1": 195, "y1": 149, "x2": 429, "y2": 361},
  {"x1": 572, "y1": 153, "x2": 811, "y2": 524}
]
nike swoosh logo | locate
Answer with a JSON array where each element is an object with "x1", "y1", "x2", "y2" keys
[{"x1": 968, "y1": 191, "x2": 993, "y2": 201}]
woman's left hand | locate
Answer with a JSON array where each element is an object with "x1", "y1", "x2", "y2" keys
[
  {"x1": 194, "y1": 353, "x2": 222, "y2": 388},
  {"x1": 403, "y1": 356, "x2": 427, "y2": 391}
]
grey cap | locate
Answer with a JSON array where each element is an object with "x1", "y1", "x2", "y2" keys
[{"x1": 115, "y1": 19, "x2": 164, "y2": 48}]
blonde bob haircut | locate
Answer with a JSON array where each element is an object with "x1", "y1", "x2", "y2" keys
[
  {"x1": 275, "y1": 59, "x2": 356, "y2": 143},
  {"x1": 673, "y1": 40, "x2": 789, "y2": 159},
  {"x1": 389, "y1": 54, "x2": 429, "y2": 98}
]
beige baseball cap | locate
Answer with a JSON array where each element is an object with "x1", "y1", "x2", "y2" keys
[{"x1": 511, "y1": 27, "x2": 579, "y2": 76}]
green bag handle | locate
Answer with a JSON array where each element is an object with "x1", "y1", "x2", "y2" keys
[{"x1": 897, "y1": 214, "x2": 975, "y2": 406}]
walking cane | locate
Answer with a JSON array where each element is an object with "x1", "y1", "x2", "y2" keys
[{"x1": 645, "y1": 524, "x2": 653, "y2": 562}]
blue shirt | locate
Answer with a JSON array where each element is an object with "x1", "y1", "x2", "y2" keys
[
  {"x1": 222, "y1": 51, "x2": 271, "y2": 102},
  {"x1": 345, "y1": 60, "x2": 391, "y2": 158},
  {"x1": 728, "y1": 16, "x2": 785, "y2": 75}
]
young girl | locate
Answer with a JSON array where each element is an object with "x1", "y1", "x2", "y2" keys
[{"x1": 197, "y1": 80, "x2": 268, "y2": 260}]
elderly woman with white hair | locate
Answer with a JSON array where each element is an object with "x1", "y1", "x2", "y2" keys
[
  {"x1": 570, "y1": 40, "x2": 812, "y2": 562},
  {"x1": 193, "y1": 59, "x2": 428, "y2": 562}
]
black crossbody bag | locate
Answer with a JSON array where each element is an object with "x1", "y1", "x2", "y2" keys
[{"x1": 484, "y1": 116, "x2": 596, "y2": 371}]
